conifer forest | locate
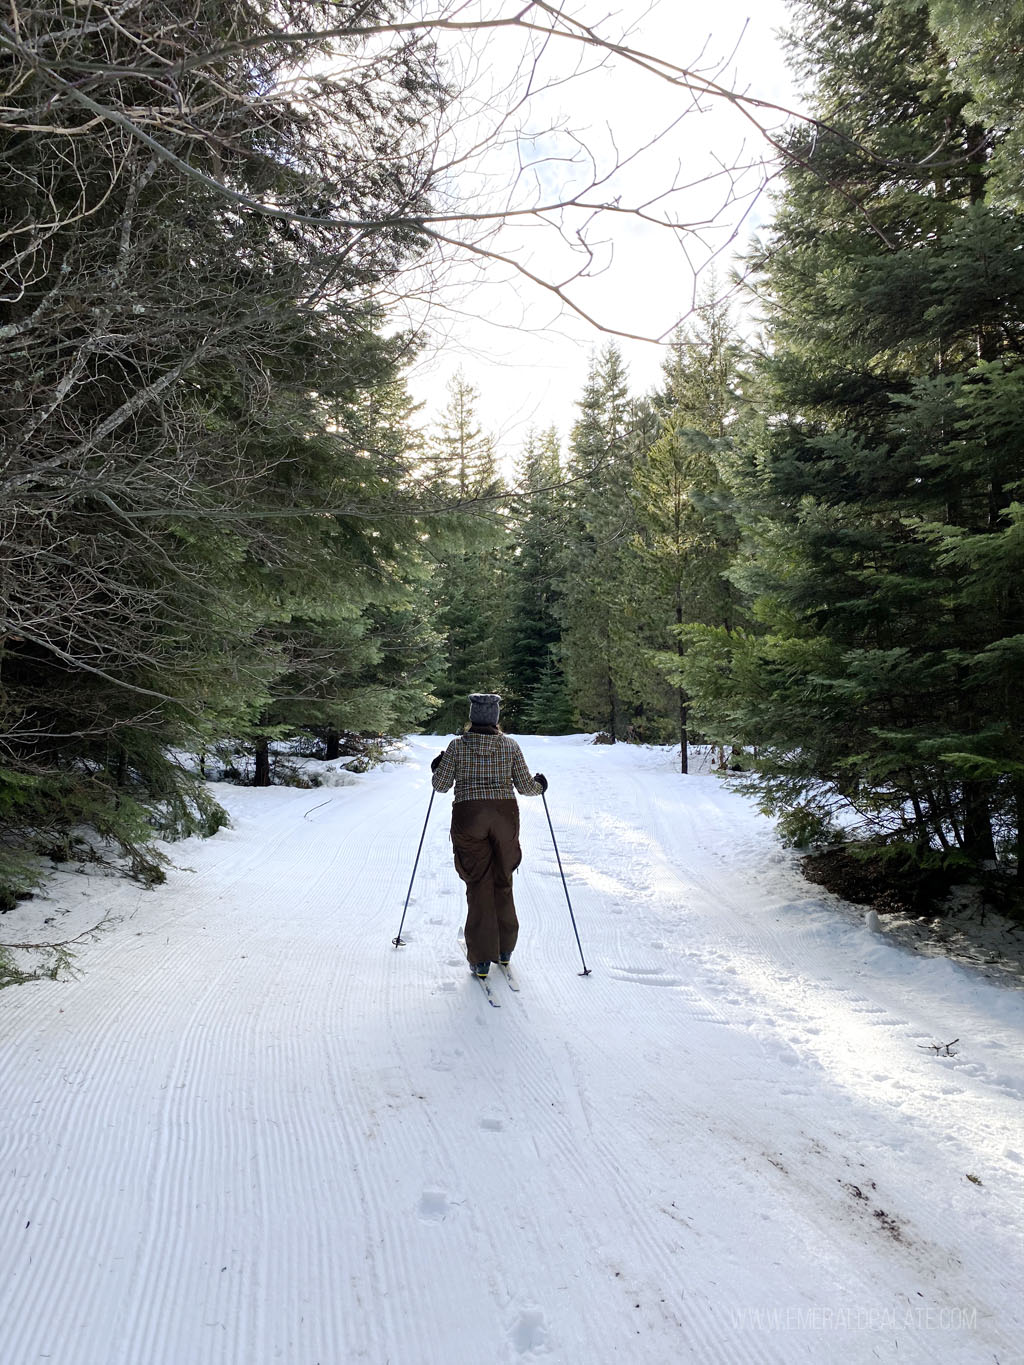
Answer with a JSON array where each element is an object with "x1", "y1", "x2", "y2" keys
[{"x1": 2, "y1": 0, "x2": 1023, "y2": 923}]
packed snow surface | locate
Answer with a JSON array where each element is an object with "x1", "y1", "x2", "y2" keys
[{"x1": 2, "y1": 735, "x2": 1023, "y2": 1364}]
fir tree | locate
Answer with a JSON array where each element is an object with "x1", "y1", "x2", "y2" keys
[
  {"x1": 560, "y1": 346, "x2": 662, "y2": 737},
  {"x1": 683, "y1": 0, "x2": 1024, "y2": 874},
  {"x1": 247, "y1": 364, "x2": 442, "y2": 781},
  {"x1": 926, "y1": 1, "x2": 1024, "y2": 210},
  {"x1": 503, "y1": 429, "x2": 571, "y2": 731},
  {"x1": 629, "y1": 296, "x2": 745, "y2": 770},
  {"x1": 0, "y1": 1, "x2": 447, "y2": 888},
  {"x1": 423, "y1": 375, "x2": 510, "y2": 732}
]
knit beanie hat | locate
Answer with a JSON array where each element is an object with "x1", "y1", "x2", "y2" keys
[{"x1": 468, "y1": 692, "x2": 501, "y2": 727}]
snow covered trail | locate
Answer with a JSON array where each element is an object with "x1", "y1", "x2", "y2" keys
[{"x1": 2, "y1": 735, "x2": 1023, "y2": 1365}]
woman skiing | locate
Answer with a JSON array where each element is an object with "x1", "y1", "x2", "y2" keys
[{"x1": 430, "y1": 693, "x2": 547, "y2": 979}]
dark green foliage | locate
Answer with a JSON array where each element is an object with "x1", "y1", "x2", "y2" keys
[
  {"x1": 0, "y1": 1, "x2": 446, "y2": 891},
  {"x1": 559, "y1": 347, "x2": 673, "y2": 738},
  {"x1": 245, "y1": 369, "x2": 443, "y2": 779},
  {"x1": 680, "y1": 0, "x2": 1024, "y2": 879},
  {"x1": 926, "y1": 0, "x2": 1024, "y2": 209},
  {"x1": 630, "y1": 296, "x2": 747, "y2": 767},
  {"x1": 0, "y1": 944, "x2": 74, "y2": 991},
  {"x1": 502, "y1": 429, "x2": 570, "y2": 731},
  {"x1": 421, "y1": 375, "x2": 510, "y2": 733},
  {"x1": 519, "y1": 657, "x2": 575, "y2": 736}
]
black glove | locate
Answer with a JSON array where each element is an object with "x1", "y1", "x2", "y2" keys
[
  {"x1": 431, "y1": 751, "x2": 445, "y2": 772},
  {"x1": 533, "y1": 772, "x2": 548, "y2": 793}
]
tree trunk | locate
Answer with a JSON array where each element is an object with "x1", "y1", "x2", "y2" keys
[
  {"x1": 254, "y1": 735, "x2": 271, "y2": 787},
  {"x1": 324, "y1": 728, "x2": 341, "y2": 761},
  {"x1": 961, "y1": 781, "x2": 996, "y2": 862},
  {"x1": 676, "y1": 605, "x2": 688, "y2": 774},
  {"x1": 679, "y1": 689, "x2": 689, "y2": 774},
  {"x1": 935, "y1": 779, "x2": 963, "y2": 849},
  {"x1": 914, "y1": 786, "x2": 950, "y2": 852}
]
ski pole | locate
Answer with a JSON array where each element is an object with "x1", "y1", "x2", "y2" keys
[
  {"x1": 541, "y1": 791, "x2": 591, "y2": 976},
  {"x1": 393, "y1": 788, "x2": 434, "y2": 947}
]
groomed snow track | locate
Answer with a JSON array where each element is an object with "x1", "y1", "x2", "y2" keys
[{"x1": 2, "y1": 735, "x2": 1022, "y2": 1363}]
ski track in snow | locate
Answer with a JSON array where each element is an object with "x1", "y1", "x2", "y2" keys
[{"x1": 2, "y1": 735, "x2": 1023, "y2": 1364}]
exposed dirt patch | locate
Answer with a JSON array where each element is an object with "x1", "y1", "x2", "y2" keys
[
  {"x1": 803, "y1": 847, "x2": 1024, "y2": 984},
  {"x1": 801, "y1": 847, "x2": 954, "y2": 915}
]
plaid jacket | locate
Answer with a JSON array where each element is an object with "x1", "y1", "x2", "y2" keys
[{"x1": 431, "y1": 732, "x2": 543, "y2": 804}]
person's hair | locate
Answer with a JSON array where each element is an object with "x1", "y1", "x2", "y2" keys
[{"x1": 463, "y1": 722, "x2": 502, "y2": 735}]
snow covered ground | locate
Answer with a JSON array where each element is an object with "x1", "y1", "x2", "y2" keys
[{"x1": 2, "y1": 734, "x2": 1023, "y2": 1364}]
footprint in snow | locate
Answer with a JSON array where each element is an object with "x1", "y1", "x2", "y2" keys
[
  {"x1": 417, "y1": 1190, "x2": 452, "y2": 1223},
  {"x1": 511, "y1": 1308, "x2": 549, "y2": 1356}
]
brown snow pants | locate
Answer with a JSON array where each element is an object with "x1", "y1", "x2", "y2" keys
[{"x1": 451, "y1": 799, "x2": 522, "y2": 966}]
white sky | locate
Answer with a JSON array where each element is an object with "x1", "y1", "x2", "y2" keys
[{"x1": 399, "y1": 0, "x2": 801, "y2": 464}]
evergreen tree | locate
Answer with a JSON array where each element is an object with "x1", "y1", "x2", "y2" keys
[
  {"x1": 629, "y1": 297, "x2": 745, "y2": 770},
  {"x1": 682, "y1": 0, "x2": 1024, "y2": 874},
  {"x1": 248, "y1": 366, "x2": 442, "y2": 781},
  {"x1": 424, "y1": 371, "x2": 501, "y2": 499},
  {"x1": 503, "y1": 429, "x2": 572, "y2": 731},
  {"x1": 560, "y1": 345, "x2": 659, "y2": 737},
  {"x1": 926, "y1": 1, "x2": 1024, "y2": 210},
  {"x1": 0, "y1": 1, "x2": 446, "y2": 891},
  {"x1": 520, "y1": 657, "x2": 575, "y2": 735},
  {"x1": 423, "y1": 375, "x2": 510, "y2": 732}
]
